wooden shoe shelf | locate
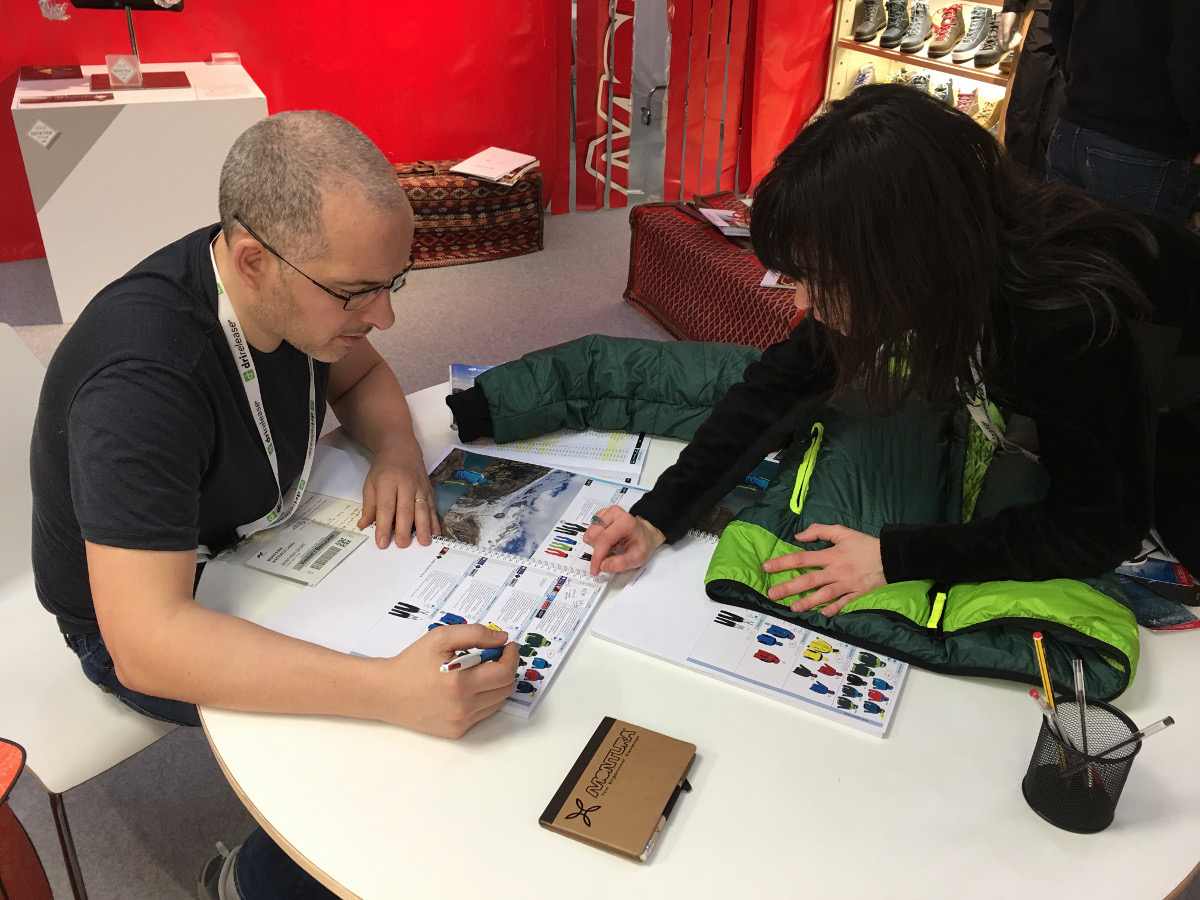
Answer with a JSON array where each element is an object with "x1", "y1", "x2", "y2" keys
[{"x1": 822, "y1": 0, "x2": 1037, "y2": 140}]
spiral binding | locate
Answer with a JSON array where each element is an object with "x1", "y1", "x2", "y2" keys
[
  {"x1": 686, "y1": 528, "x2": 721, "y2": 545},
  {"x1": 432, "y1": 535, "x2": 609, "y2": 586}
]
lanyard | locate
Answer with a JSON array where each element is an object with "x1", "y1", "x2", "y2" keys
[
  {"x1": 962, "y1": 346, "x2": 1041, "y2": 464},
  {"x1": 207, "y1": 239, "x2": 317, "y2": 550}
]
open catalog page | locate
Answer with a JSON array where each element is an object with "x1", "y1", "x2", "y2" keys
[
  {"x1": 259, "y1": 447, "x2": 645, "y2": 717},
  {"x1": 592, "y1": 457, "x2": 909, "y2": 736}
]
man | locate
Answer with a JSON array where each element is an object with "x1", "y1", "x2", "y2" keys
[{"x1": 30, "y1": 111, "x2": 518, "y2": 899}]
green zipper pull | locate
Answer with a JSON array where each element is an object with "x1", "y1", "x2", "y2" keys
[{"x1": 789, "y1": 423, "x2": 824, "y2": 515}]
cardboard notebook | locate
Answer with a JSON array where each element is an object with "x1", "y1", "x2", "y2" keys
[{"x1": 539, "y1": 717, "x2": 694, "y2": 862}]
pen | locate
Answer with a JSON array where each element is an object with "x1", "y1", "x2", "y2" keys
[
  {"x1": 1029, "y1": 689, "x2": 1060, "y2": 737},
  {"x1": 1031, "y1": 687, "x2": 1066, "y2": 745},
  {"x1": 1059, "y1": 716, "x2": 1175, "y2": 780},
  {"x1": 439, "y1": 647, "x2": 503, "y2": 673},
  {"x1": 1072, "y1": 658, "x2": 1089, "y2": 760}
]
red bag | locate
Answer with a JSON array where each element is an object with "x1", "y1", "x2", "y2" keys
[
  {"x1": 393, "y1": 161, "x2": 544, "y2": 269},
  {"x1": 624, "y1": 194, "x2": 795, "y2": 349}
]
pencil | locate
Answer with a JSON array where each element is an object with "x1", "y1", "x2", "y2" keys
[{"x1": 1033, "y1": 632, "x2": 1055, "y2": 709}]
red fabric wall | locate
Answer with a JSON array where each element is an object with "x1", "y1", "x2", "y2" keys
[
  {"x1": 1, "y1": 1, "x2": 572, "y2": 262},
  {"x1": 661, "y1": 0, "x2": 833, "y2": 200},
  {"x1": 748, "y1": 0, "x2": 834, "y2": 188}
]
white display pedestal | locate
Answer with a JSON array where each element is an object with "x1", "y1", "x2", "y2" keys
[{"x1": 11, "y1": 62, "x2": 268, "y2": 323}]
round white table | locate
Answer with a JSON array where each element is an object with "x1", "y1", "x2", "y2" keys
[{"x1": 198, "y1": 382, "x2": 1200, "y2": 900}]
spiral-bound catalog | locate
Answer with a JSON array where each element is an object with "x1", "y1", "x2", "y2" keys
[{"x1": 259, "y1": 447, "x2": 645, "y2": 717}]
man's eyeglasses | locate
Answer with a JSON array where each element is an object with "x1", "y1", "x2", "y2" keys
[{"x1": 234, "y1": 216, "x2": 414, "y2": 311}]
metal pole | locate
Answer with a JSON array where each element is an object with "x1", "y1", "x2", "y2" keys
[
  {"x1": 125, "y1": 6, "x2": 138, "y2": 57},
  {"x1": 49, "y1": 791, "x2": 89, "y2": 900}
]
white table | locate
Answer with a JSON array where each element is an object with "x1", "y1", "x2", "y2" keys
[
  {"x1": 11, "y1": 62, "x2": 267, "y2": 322},
  {"x1": 198, "y1": 383, "x2": 1200, "y2": 900}
]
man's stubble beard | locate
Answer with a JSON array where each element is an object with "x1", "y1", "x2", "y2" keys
[{"x1": 259, "y1": 275, "x2": 350, "y2": 363}]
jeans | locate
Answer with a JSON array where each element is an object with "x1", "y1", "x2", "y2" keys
[
  {"x1": 1045, "y1": 119, "x2": 1200, "y2": 225},
  {"x1": 65, "y1": 632, "x2": 336, "y2": 900}
]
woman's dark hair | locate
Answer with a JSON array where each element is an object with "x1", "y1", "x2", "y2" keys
[{"x1": 750, "y1": 83, "x2": 1155, "y2": 414}]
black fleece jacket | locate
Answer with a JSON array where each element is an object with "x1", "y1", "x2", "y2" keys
[
  {"x1": 1049, "y1": 0, "x2": 1200, "y2": 158},
  {"x1": 629, "y1": 217, "x2": 1200, "y2": 585}
]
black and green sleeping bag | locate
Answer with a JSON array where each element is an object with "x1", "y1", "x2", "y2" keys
[{"x1": 456, "y1": 335, "x2": 1140, "y2": 700}]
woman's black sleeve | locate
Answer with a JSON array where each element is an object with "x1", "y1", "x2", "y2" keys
[
  {"x1": 881, "y1": 320, "x2": 1153, "y2": 583},
  {"x1": 630, "y1": 318, "x2": 837, "y2": 542}
]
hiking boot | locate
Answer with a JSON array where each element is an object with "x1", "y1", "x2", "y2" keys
[
  {"x1": 910, "y1": 72, "x2": 932, "y2": 94},
  {"x1": 885, "y1": 67, "x2": 913, "y2": 85},
  {"x1": 974, "y1": 98, "x2": 1001, "y2": 130},
  {"x1": 998, "y1": 49, "x2": 1015, "y2": 74},
  {"x1": 899, "y1": 1, "x2": 934, "y2": 52},
  {"x1": 880, "y1": 0, "x2": 910, "y2": 49},
  {"x1": 851, "y1": 63, "x2": 878, "y2": 91},
  {"x1": 854, "y1": 0, "x2": 888, "y2": 41},
  {"x1": 955, "y1": 86, "x2": 980, "y2": 117},
  {"x1": 928, "y1": 4, "x2": 964, "y2": 57},
  {"x1": 932, "y1": 75, "x2": 955, "y2": 104},
  {"x1": 974, "y1": 15, "x2": 1005, "y2": 66},
  {"x1": 952, "y1": 5, "x2": 994, "y2": 62}
]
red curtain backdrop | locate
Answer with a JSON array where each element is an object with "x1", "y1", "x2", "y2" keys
[
  {"x1": 747, "y1": 0, "x2": 834, "y2": 189},
  {"x1": 0, "y1": 0, "x2": 573, "y2": 263},
  {"x1": 663, "y1": 0, "x2": 832, "y2": 200}
]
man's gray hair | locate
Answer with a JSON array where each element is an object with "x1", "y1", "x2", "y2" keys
[{"x1": 218, "y1": 110, "x2": 405, "y2": 261}]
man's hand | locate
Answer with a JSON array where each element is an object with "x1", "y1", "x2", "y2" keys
[
  {"x1": 997, "y1": 10, "x2": 1019, "y2": 50},
  {"x1": 378, "y1": 624, "x2": 519, "y2": 739},
  {"x1": 582, "y1": 506, "x2": 666, "y2": 577},
  {"x1": 761, "y1": 524, "x2": 885, "y2": 616},
  {"x1": 358, "y1": 443, "x2": 440, "y2": 549}
]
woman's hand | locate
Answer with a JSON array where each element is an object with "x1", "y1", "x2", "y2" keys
[
  {"x1": 762, "y1": 524, "x2": 885, "y2": 615},
  {"x1": 582, "y1": 506, "x2": 666, "y2": 577}
]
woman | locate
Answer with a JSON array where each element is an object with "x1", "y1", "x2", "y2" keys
[{"x1": 584, "y1": 83, "x2": 1200, "y2": 614}]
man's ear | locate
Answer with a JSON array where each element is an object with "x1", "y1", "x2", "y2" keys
[{"x1": 227, "y1": 233, "x2": 272, "y2": 292}]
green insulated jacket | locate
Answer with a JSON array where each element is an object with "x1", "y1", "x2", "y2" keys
[{"x1": 447, "y1": 334, "x2": 1140, "y2": 700}]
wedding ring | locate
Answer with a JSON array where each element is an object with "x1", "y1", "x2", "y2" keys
[{"x1": 415, "y1": 497, "x2": 428, "y2": 504}]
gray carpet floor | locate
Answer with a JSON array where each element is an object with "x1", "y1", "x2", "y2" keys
[{"x1": 0, "y1": 207, "x2": 671, "y2": 899}]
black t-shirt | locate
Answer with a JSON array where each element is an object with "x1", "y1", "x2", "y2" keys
[{"x1": 30, "y1": 225, "x2": 331, "y2": 634}]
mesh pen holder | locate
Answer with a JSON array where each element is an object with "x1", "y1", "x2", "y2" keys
[{"x1": 1022, "y1": 699, "x2": 1141, "y2": 833}]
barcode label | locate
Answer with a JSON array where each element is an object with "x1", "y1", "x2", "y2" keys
[
  {"x1": 310, "y1": 542, "x2": 344, "y2": 571},
  {"x1": 294, "y1": 530, "x2": 337, "y2": 571}
]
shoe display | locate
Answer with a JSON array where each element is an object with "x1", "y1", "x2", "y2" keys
[
  {"x1": 932, "y1": 75, "x2": 955, "y2": 105},
  {"x1": 855, "y1": 0, "x2": 888, "y2": 41},
  {"x1": 879, "y1": 0, "x2": 911, "y2": 49},
  {"x1": 974, "y1": 15, "x2": 1005, "y2": 67},
  {"x1": 955, "y1": 86, "x2": 980, "y2": 117},
  {"x1": 852, "y1": 63, "x2": 878, "y2": 91},
  {"x1": 952, "y1": 5, "x2": 994, "y2": 62},
  {"x1": 910, "y1": 72, "x2": 932, "y2": 94},
  {"x1": 927, "y1": 3, "x2": 964, "y2": 57},
  {"x1": 899, "y1": 1, "x2": 933, "y2": 52}
]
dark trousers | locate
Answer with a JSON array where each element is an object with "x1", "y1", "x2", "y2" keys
[
  {"x1": 1046, "y1": 119, "x2": 1200, "y2": 225},
  {"x1": 66, "y1": 632, "x2": 336, "y2": 900},
  {"x1": 1003, "y1": 6, "x2": 1065, "y2": 180}
]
